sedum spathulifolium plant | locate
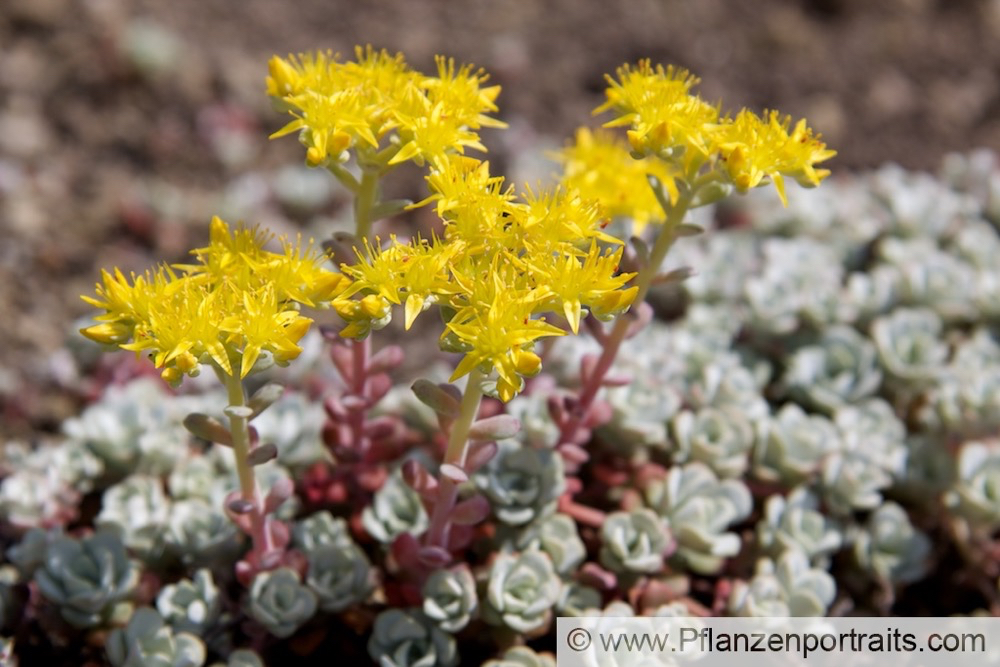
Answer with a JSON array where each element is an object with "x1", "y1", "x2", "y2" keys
[
  {"x1": 79, "y1": 216, "x2": 347, "y2": 586},
  {"x1": 11, "y1": 38, "x2": 1000, "y2": 667}
]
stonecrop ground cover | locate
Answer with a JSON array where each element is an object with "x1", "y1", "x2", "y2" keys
[{"x1": 9, "y1": 42, "x2": 1000, "y2": 667}]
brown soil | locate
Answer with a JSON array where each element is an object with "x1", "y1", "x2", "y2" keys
[{"x1": 2, "y1": 0, "x2": 999, "y2": 439}]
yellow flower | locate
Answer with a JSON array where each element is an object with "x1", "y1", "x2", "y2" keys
[
  {"x1": 596, "y1": 60, "x2": 718, "y2": 166},
  {"x1": 389, "y1": 97, "x2": 487, "y2": 166},
  {"x1": 709, "y1": 109, "x2": 836, "y2": 205},
  {"x1": 593, "y1": 59, "x2": 835, "y2": 209},
  {"x1": 446, "y1": 273, "x2": 564, "y2": 403},
  {"x1": 332, "y1": 293, "x2": 392, "y2": 340},
  {"x1": 528, "y1": 242, "x2": 637, "y2": 334},
  {"x1": 268, "y1": 46, "x2": 504, "y2": 169},
  {"x1": 270, "y1": 89, "x2": 380, "y2": 166},
  {"x1": 556, "y1": 127, "x2": 677, "y2": 234},
  {"x1": 337, "y1": 158, "x2": 637, "y2": 401},
  {"x1": 219, "y1": 286, "x2": 313, "y2": 379},
  {"x1": 266, "y1": 50, "x2": 338, "y2": 98},
  {"x1": 423, "y1": 56, "x2": 505, "y2": 131},
  {"x1": 514, "y1": 185, "x2": 620, "y2": 255},
  {"x1": 82, "y1": 217, "x2": 347, "y2": 383}
]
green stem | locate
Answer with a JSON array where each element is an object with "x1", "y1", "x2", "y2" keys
[
  {"x1": 221, "y1": 371, "x2": 273, "y2": 558},
  {"x1": 425, "y1": 369, "x2": 485, "y2": 551},
  {"x1": 224, "y1": 374, "x2": 256, "y2": 500},
  {"x1": 327, "y1": 162, "x2": 360, "y2": 193},
  {"x1": 444, "y1": 369, "x2": 486, "y2": 466},
  {"x1": 559, "y1": 185, "x2": 696, "y2": 446},
  {"x1": 354, "y1": 168, "x2": 379, "y2": 242}
]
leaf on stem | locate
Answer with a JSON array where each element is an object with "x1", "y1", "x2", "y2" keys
[
  {"x1": 183, "y1": 413, "x2": 232, "y2": 446},
  {"x1": 248, "y1": 383, "x2": 284, "y2": 419},
  {"x1": 411, "y1": 379, "x2": 461, "y2": 418},
  {"x1": 248, "y1": 442, "x2": 278, "y2": 466},
  {"x1": 451, "y1": 495, "x2": 491, "y2": 525},
  {"x1": 468, "y1": 415, "x2": 521, "y2": 442}
]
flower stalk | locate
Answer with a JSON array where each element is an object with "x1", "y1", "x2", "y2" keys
[
  {"x1": 555, "y1": 182, "x2": 697, "y2": 466},
  {"x1": 424, "y1": 369, "x2": 485, "y2": 553},
  {"x1": 353, "y1": 167, "x2": 380, "y2": 243},
  {"x1": 221, "y1": 371, "x2": 275, "y2": 561}
]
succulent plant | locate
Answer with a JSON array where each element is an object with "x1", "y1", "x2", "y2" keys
[
  {"x1": 819, "y1": 450, "x2": 893, "y2": 516},
  {"x1": 475, "y1": 440, "x2": 566, "y2": 527},
  {"x1": 756, "y1": 488, "x2": 842, "y2": 565},
  {"x1": 292, "y1": 510, "x2": 354, "y2": 554},
  {"x1": 305, "y1": 541, "x2": 374, "y2": 612},
  {"x1": 940, "y1": 149, "x2": 1000, "y2": 225},
  {"x1": 156, "y1": 569, "x2": 222, "y2": 637},
  {"x1": 361, "y1": 471, "x2": 429, "y2": 543},
  {"x1": 0, "y1": 465, "x2": 79, "y2": 530},
  {"x1": 679, "y1": 303, "x2": 745, "y2": 349},
  {"x1": 753, "y1": 404, "x2": 842, "y2": 485},
  {"x1": 249, "y1": 391, "x2": 327, "y2": 472},
  {"x1": 643, "y1": 462, "x2": 752, "y2": 575},
  {"x1": 167, "y1": 454, "x2": 225, "y2": 503},
  {"x1": 744, "y1": 238, "x2": 844, "y2": 334},
  {"x1": 679, "y1": 349, "x2": 770, "y2": 421},
  {"x1": 515, "y1": 513, "x2": 586, "y2": 576},
  {"x1": 871, "y1": 307, "x2": 948, "y2": 386},
  {"x1": 421, "y1": 565, "x2": 477, "y2": 632},
  {"x1": 737, "y1": 172, "x2": 882, "y2": 252},
  {"x1": 556, "y1": 582, "x2": 602, "y2": 617},
  {"x1": 96, "y1": 475, "x2": 172, "y2": 563},
  {"x1": 949, "y1": 219, "x2": 1000, "y2": 270},
  {"x1": 600, "y1": 376, "x2": 682, "y2": 452},
  {"x1": 63, "y1": 377, "x2": 205, "y2": 477},
  {"x1": 670, "y1": 407, "x2": 754, "y2": 478},
  {"x1": 247, "y1": 567, "x2": 317, "y2": 639},
  {"x1": 877, "y1": 237, "x2": 978, "y2": 321},
  {"x1": 164, "y1": 499, "x2": 241, "y2": 568},
  {"x1": 945, "y1": 440, "x2": 1000, "y2": 531},
  {"x1": 48, "y1": 439, "x2": 105, "y2": 493},
  {"x1": 367, "y1": 608, "x2": 458, "y2": 667},
  {"x1": 840, "y1": 267, "x2": 899, "y2": 325},
  {"x1": 0, "y1": 439, "x2": 99, "y2": 529},
  {"x1": 834, "y1": 398, "x2": 907, "y2": 477},
  {"x1": 676, "y1": 231, "x2": 760, "y2": 304},
  {"x1": 853, "y1": 502, "x2": 931, "y2": 585},
  {"x1": 599, "y1": 508, "x2": 671, "y2": 575},
  {"x1": 728, "y1": 550, "x2": 836, "y2": 617},
  {"x1": 782, "y1": 326, "x2": 882, "y2": 413},
  {"x1": 870, "y1": 163, "x2": 976, "y2": 239},
  {"x1": 898, "y1": 434, "x2": 956, "y2": 500},
  {"x1": 6, "y1": 527, "x2": 61, "y2": 579},
  {"x1": 106, "y1": 607, "x2": 206, "y2": 667},
  {"x1": 482, "y1": 646, "x2": 556, "y2": 667},
  {"x1": 505, "y1": 392, "x2": 560, "y2": 449},
  {"x1": 920, "y1": 363, "x2": 1000, "y2": 439},
  {"x1": 34, "y1": 530, "x2": 139, "y2": 628},
  {"x1": 482, "y1": 551, "x2": 561, "y2": 633}
]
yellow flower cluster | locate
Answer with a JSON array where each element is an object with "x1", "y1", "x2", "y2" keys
[
  {"x1": 596, "y1": 60, "x2": 836, "y2": 205},
  {"x1": 334, "y1": 155, "x2": 638, "y2": 402},
  {"x1": 81, "y1": 217, "x2": 348, "y2": 384},
  {"x1": 268, "y1": 46, "x2": 506, "y2": 167},
  {"x1": 555, "y1": 128, "x2": 676, "y2": 235}
]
